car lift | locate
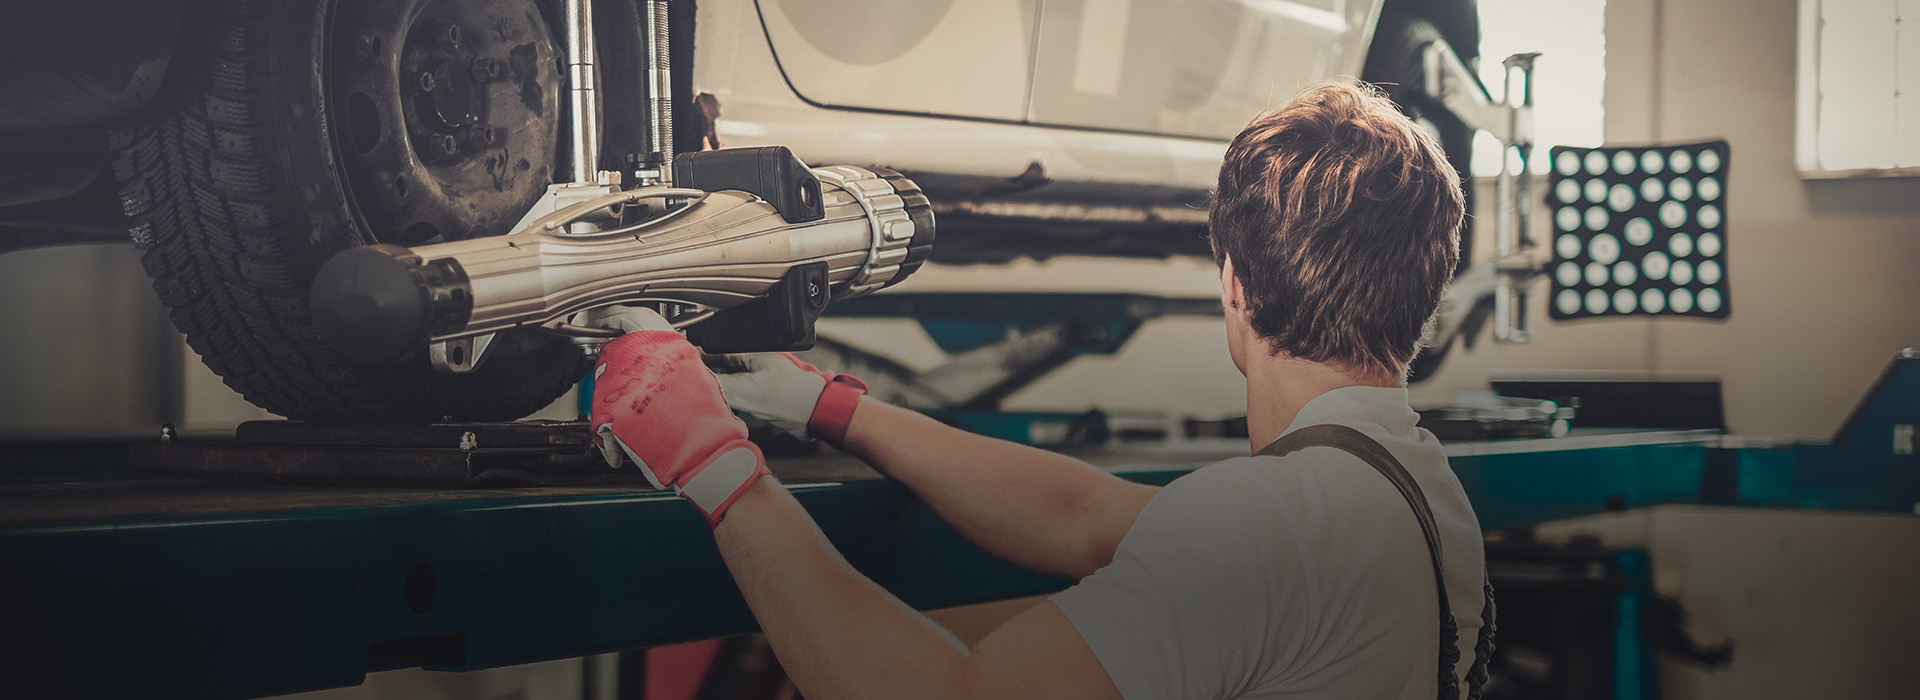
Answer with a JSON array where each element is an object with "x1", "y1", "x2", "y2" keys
[{"x1": 2, "y1": 301, "x2": 1915, "y2": 697}]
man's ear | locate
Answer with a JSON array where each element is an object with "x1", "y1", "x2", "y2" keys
[{"x1": 1219, "y1": 255, "x2": 1247, "y2": 318}]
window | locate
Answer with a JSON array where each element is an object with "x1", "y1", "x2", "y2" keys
[
  {"x1": 1796, "y1": 0, "x2": 1920, "y2": 176},
  {"x1": 1471, "y1": 0, "x2": 1609, "y2": 176}
]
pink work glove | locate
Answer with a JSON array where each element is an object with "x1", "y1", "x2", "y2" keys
[
  {"x1": 712, "y1": 353, "x2": 868, "y2": 448},
  {"x1": 588, "y1": 309, "x2": 768, "y2": 526}
]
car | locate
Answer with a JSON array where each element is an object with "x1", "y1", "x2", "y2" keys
[{"x1": 0, "y1": 0, "x2": 1486, "y2": 422}]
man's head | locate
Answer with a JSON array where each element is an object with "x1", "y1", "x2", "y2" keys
[{"x1": 1209, "y1": 81, "x2": 1464, "y2": 382}]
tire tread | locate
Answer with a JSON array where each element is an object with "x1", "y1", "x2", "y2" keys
[{"x1": 111, "y1": 0, "x2": 580, "y2": 421}]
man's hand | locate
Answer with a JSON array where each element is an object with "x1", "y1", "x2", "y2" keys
[
  {"x1": 714, "y1": 343, "x2": 1153, "y2": 581},
  {"x1": 588, "y1": 307, "x2": 768, "y2": 526},
  {"x1": 582, "y1": 309, "x2": 1131, "y2": 700},
  {"x1": 712, "y1": 353, "x2": 868, "y2": 447}
]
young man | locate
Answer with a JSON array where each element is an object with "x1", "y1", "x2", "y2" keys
[{"x1": 589, "y1": 80, "x2": 1488, "y2": 700}]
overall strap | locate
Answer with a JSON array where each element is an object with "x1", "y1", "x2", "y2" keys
[{"x1": 1255, "y1": 424, "x2": 1480, "y2": 700}]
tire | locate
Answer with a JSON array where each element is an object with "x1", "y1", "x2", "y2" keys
[
  {"x1": 110, "y1": 0, "x2": 585, "y2": 422},
  {"x1": 1363, "y1": 12, "x2": 1479, "y2": 383},
  {"x1": 1364, "y1": 12, "x2": 1477, "y2": 271}
]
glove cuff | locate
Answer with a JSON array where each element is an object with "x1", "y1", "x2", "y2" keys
[
  {"x1": 678, "y1": 440, "x2": 770, "y2": 527},
  {"x1": 807, "y1": 376, "x2": 867, "y2": 449}
]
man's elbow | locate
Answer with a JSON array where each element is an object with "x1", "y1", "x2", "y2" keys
[
  {"x1": 951, "y1": 649, "x2": 1016, "y2": 700},
  {"x1": 1068, "y1": 483, "x2": 1155, "y2": 577},
  {"x1": 1065, "y1": 540, "x2": 1115, "y2": 580}
]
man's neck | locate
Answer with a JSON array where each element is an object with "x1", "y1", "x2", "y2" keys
[{"x1": 1244, "y1": 354, "x2": 1401, "y2": 452}]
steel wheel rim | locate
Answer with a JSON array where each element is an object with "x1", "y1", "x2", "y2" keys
[{"x1": 329, "y1": 0, "x2": 561, "y2": 246}]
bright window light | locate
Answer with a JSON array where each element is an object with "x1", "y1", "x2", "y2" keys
[
  {"x1": 1796, "y1": 0, "x2": 1920, "y2": 173},
  {"x1": 1471, "y1": 0, "x2": 1608, "y2": 176}
]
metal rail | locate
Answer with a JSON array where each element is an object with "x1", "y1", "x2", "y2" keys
[{"x1": 563, "y1": 0, "x2": 600, "y2": 184}]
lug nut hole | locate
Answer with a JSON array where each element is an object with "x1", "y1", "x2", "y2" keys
[
  {"x1": 347, "y1": 92, "x2": 382, "y2": 155},
  {"x1": 404, "y1": 221, "x2": 440, "y2": 244}
]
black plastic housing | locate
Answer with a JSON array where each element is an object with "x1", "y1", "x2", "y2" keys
[
  {"x1": 673, "y1": 146, "x2": 825, "y2": 223},
  {"x1": 685, "y1": 262, "x2": 830, "y2": 354}
]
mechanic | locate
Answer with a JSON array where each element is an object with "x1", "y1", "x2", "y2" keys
[{"x1": 588, "y1": 80, "x2": 1491, "y2": 700}]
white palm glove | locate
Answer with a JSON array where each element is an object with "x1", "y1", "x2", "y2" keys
[
  {"x1": 712, "y1": 353, "x2": 868, "y2": 447},
  {"x1": 582, "y1": 305, "x2": 676, "y2": 334}
]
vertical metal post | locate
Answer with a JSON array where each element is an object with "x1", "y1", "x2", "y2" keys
[
  {"x1": 565, "y1": 0, "x2": 601, "y2": 184},
  {"x1": 1493, "y1": 284, "x2": 1527, "y2": 342},
  {"x1": 1510, "y1": 55, "x2": 1538, "y2": 251},
  {"x1": 1494, "y1": 66, "x2": 1516, "y2": 259},
  {"x1": 640, "y1": 0, "x2": 675, "y2": 185},
  {"x1": 1495, "y1": 53, "x2": 1540, "y2": 344},
  {"x1": 1492, "y1": 59, "x2": 1522, "y2": 342}
]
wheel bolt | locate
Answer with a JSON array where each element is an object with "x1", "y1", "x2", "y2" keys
[
  {"x1": 435, "y1": 22, "x2": 462, "y2": 49},
  {"x1": 416, "y1": 71, "x2": 436, "y2": 92},
  {"x1": 435, "y1": 134, "x2": 459, "y2": 156},
  {"x1": 469, "y1": 125, "x2": 497, "y2": 146},
  {"x1": 470, "y1": 57, "x2": 501, "y2": 81}
]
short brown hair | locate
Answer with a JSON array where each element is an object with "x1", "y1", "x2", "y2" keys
[{"x1": 1208, "y1": 81, "x2": 1464, "y2": 377}]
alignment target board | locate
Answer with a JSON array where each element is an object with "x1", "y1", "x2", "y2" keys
[{"x1": 1547, "y1": 140, "x2": 1730, "y2": 320}]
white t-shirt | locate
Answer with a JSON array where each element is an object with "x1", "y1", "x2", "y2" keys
[{"x1": 1053, "y1": 385, "x2": 1487, "y2": 700}]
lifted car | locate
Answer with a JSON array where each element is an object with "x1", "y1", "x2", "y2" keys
[{"x1": 0, "y1": 0, "x2": 1493, "y2": 422}]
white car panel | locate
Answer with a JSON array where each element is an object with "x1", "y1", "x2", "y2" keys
[
  {"x1": 699, "y1": 0, "x2": 1229, "y2": 199},
  {"x1": 754, "y1": 0, "x2": 1039, "y2": 122},
  {"x1": 1027, "y1": 0, "x2": 1376, "y2": 139}
]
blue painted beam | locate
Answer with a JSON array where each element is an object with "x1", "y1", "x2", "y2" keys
[{"x1": 0, "y1": 471, "x2": 1186, "y2": 699}]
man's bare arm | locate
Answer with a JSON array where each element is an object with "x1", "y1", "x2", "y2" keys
[
  {"x1": 714, "y1": 476, "x2": 1124, "y2": 700},
  {"x1": 839, "y1": 397, "x2": 1158, "y2": 580}
]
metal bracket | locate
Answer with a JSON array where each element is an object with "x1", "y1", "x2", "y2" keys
[
  {"x1": 429, "y1": 333, "x2": 495, "y2": 374},
  {"x1": 1419, "y1": 46, "x2": 1545, "y2": 349}
]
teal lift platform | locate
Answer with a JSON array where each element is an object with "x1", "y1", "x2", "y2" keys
[{"x1": 1, "y1": 343, "x2": 1913, "y2": 698}]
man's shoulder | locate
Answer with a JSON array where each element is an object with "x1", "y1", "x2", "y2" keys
[
  {"x1": 1192, "y1": 435, "x2": 1430, "y2": 498},
  {"x1": 1140, "y1": 450, "x2": 1376, "y2": 540},
  {"x1": 1240, "y1": 423, "x2": 1453, "y2": 486},
  {"x1": 1136, "y1": 458, "x2": 1287, "y2": 535},
  {"x1": 1158, "y1": 427, "x2": 1457, "y2": 529}
]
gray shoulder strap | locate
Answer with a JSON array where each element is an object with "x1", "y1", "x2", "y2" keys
[{"x1": 1255, "y1": 424, "x2": 1490, "y2": 700}]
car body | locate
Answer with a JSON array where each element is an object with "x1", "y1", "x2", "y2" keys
[
  {"x1": 1, "y1": 0, "x2": 1478, "y2": 260},
  {"x1": 0, "y1": 0, "x2": 1482, "y2": 420},
  {"x1": 705, "y1": 0, "x2": 1378, "y2": 259}
]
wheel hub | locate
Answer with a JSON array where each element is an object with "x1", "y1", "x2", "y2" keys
[
  {"x1": 332, "y1": 0, "x2": 560, "y2": 245},
  {"x1": 418, "y1": 59, "x2": 478, "y2": 131}
]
